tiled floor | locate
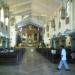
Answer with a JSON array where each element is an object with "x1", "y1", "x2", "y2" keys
[{"x1": 0, "y1": 47, "x2": 75, "y2": 75}]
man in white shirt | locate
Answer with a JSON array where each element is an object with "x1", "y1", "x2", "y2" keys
[{"x1": 57, "y1": 45, "x2": 70, "y2": 71}]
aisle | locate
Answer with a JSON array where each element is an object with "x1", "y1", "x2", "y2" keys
[{"x1": 0, "y1": 47, "x2": 75, "y2": 75}]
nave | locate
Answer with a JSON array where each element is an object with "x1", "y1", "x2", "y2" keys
[{"x1": 0, "y1": 47, "x2": 75, "y2": 75}]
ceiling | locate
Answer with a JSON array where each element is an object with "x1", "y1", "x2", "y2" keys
[
  {"x1": 1, "y1": 0, "x2": 67, "y2": 25},
  {"x1": 1, "y1": 0, "x2": 62, "y2": 16}
]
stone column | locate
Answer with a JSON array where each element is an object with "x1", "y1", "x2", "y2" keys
[{"x1": 72, "y1": 0, "x2": 75, "y2": 31}]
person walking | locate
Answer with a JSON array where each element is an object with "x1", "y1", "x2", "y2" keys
[{"x1": 57, "y1": 45, "x2": 70, "y2": 71}]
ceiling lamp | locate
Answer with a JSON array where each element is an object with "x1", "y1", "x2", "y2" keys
[
  {"x1": 4, "y1": 5, "x2": 9, "y2": 18},
  {"x1": 60, "y1": 0, "x2": 67, "y2": 19},
  {"x1": 61, "y1": 6, "x2": 67, "y2": 19}
]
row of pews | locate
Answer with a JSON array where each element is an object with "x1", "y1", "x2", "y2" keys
[
  {"x1": 36, "y1": 48, "x2": 60, "y2": 63},
  {"x1": 36, "y1": 48, "x2": 74, "y2": 63},
  {"x1": 0, "y1": 48, "x2": 25, "y2": 64}
]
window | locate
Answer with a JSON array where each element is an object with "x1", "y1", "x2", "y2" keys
[{"x1": 1, "y1": 8, "x2": 4, "y2": 23}]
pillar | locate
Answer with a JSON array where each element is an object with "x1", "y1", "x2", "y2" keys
[{"x1": 72, "y1": 0, "x2": 75, "y2": 31}]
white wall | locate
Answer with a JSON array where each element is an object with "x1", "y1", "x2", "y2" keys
[
  {"x1": 43, "y1": 0, "x2": 73, "y2": 48},
  {"x1": 50, "y1": 0, "x2": 73, "y2": 37},
  {"x1": 10, "y1": 26, "x2": 16, "y2": 47},
  {"x1": 72, "y1": 0, "x2": 75, "y2": 31}
]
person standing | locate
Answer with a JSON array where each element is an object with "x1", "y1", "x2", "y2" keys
[{"x1": 57, "y1": 45, "x2": 70, "y2": 71}]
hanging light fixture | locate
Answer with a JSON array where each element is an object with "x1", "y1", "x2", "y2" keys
[
  {"x1": 0, "y1": 0, "x2": 4, "y2": 8},
  {"x1": 3, "y1": 0, "x2": 9, "y2": 18},
  {"x1": 4, "y1": 6, "x2": 9, "y2": 17},
  {"x1": 3, "y1": 1, "x2": 9, "y2": 26},
  {"x1": 4, "y1": 4, "x2": 9, "y2": 18},
  {"x1": 60, "y1": 0, "x2": 67, "y2": 19},
  {"x1": 10, "y1": 17, "x2": 15, "y2": 26},
  {"x1": 0, "y1": 1, "x2": 2, "y2": 8}
]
